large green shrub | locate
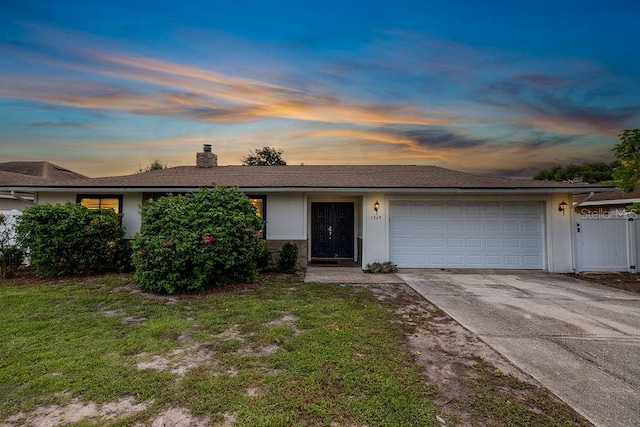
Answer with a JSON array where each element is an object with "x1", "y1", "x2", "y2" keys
[
  {"x1": 132, "y1": 187, "x2": 264, "y2": 293},
  {"x1": 16, "y1": 203, "x2": 126, "y2": 277}
]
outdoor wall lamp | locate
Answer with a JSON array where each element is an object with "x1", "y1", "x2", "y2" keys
[
  {"x1": 374, "y1": 201, "x2": 380, "y2": 213},
  {"x1": 558, "y1": 200, "x2": 568, "y2": 215}
]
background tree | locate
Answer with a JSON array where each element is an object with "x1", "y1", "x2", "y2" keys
[
  {"x1": 137, "y1": 159, "x2": 167, "y2": 173},
  {"x1": 241, "y1": 147, "x2": 286, "y2": 166},
  {"x1": 613, "y1": 129, "x2": 640, "y2": 192},
  {"x1": 533, "y1": 161, "x2": 619, "y2": 183}
]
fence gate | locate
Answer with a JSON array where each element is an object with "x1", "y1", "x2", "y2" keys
[{"x1": 576, "y1": 214, "x2": 637, "y2": 273}]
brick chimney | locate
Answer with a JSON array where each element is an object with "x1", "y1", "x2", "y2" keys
[{"x1": 196, "y1": 144, "x2": 217, "y2": 168}]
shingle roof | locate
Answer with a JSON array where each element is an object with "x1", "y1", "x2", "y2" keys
[
  {"x1": 0, "y1": 171, "x2": 50, "y2": 185},
  {"x1": 577, "y1": 187, "x2": 639, "y2": 204},
  {"x1": 7, "y1": 165, "x2": 612, "y2": 191},
  {"x1": 0, "y1": 161, "x2": 86, "y2": 185}
]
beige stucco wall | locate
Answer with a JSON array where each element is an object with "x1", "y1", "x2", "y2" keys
[
  {"x1": 0, "y1": 198, "x2": 32, "y2": 211},
  {"x1": 122, "y1": 193, "x2": 142, "y2": 238},
  {"x1": 545, "y1": 192, "x2": 574, "y2": 272},
  {"x1": 361, "y1": 192, "x2": 387, "y2": 268},
  {"x1": 265, "y1": 193, "x2": 306, "y2": 240}
]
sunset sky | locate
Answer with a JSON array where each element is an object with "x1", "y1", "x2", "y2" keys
[{"x1": 1, "y1": 0, "x2": 639, "y2": 177}]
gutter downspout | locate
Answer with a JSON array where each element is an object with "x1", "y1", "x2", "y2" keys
[
  {"x1": 10, "y1": 190, "x2": 33, "y2": 202},
  {"x1": 574, "y1": 191, "x2": 595, "y2": 208}
]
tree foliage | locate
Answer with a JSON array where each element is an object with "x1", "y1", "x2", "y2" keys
[
  {"x1": 132, "y1": 187, "x2": 264, "y2": 293},
  {"x1": 138, "y1": 159, "x2": 167, "y2": 173},
  {"x1": 613, "y1": 129, "x2": 640, "y2": 192},
  {"x1": 241, "y1": 147, "x2": 287, "y2": 166},
  {"x1": 16, "y1": 203, "x2": 128, "y2": 277},
  {"x1": 533, "y1": 161, "x2": 619, "y2": 183}
]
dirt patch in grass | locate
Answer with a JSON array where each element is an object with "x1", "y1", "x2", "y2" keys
[
  {"x1": 0, "y1": 397, "x2": 148, "y2": 427},
  {"x1": 136, "y1": 343, "x2": 214, "y2": 376},
  {"x1": 368, "y1": 282, "x2": 593, "y2": 426},
  {"x1": 147, "y1": 407, "x2": 211, "y2": 427},
  {"x1": 570, "y1": 272, "x2": 640, "y2": 294}
]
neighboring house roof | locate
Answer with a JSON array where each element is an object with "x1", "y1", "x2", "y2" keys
[
  {"x1": 0, "y1": 161, "x2": 87, "y2": 184},
  {"x1": 2, "y1": 164, "x2": 613, "y2": 193},
  {"x1": 0, "y1": 170, "x2": 51, "y2": 186},
  {"x1": 576, "y1": 186, "x2": 640, "y2": 207}
]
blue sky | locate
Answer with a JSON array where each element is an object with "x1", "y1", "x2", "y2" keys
[{"x1": 1, "y1": 0, "x2": 639, "y2": 177}]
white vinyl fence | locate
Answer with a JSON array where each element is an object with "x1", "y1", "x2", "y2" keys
[
  {"x1": 575, "y1": 211, "x2": 638, "y2": 273},
  {"x1": 0, "y1": 209, "x2": 22, "y2": 246}
]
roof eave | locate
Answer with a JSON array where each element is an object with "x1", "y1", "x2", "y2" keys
[{"x1": 1, "y1": 185, "x2": 613, "y2": 194}]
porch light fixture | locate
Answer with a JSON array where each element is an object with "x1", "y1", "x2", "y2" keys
[
  {"x1": 374, "y1": 201, "x2": 380, "y2": 213},
  {"x1": 558, "y1": 200, "x2": 568, "y2": 215}
]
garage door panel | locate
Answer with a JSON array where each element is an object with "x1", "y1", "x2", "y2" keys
[
  {"x1": 503, "y1": 205, "x2": 519, "y2": 215},
  {"x1": 522, "y1": 204, "x2": 541, "y2": 215},
  {"x1": 466, "y1": 255, "x2": 483, "y2": 265},
  {"x1": 522, "y1": 220, "x2": 540, "y2": 232},
  {"x1": 485, "y1": 220, "x2": 500, "y2": 231},
  {"x1": 524, "y1": 255, "x2": 542, "y2": 266},
  {"x1": 466, "y1": 238, "x2": 482, "y2": 248},
  {"x1": 447, "y1": 220, "x2": 464, "y2": 231},
  {"x1": 484, "y1": 205, "x2": 500, "y2": 215},
  {"x1": 503, "y1": 221, "x2": 519, "y2": 231},
  {"x1": 486, "y1": 238, "x2": 501, "y2": 248},
  {"x1": 466, "y1": 220, "x2": 482, "y2": 231},
  {"x1": 390, "y1": 201, "x2": 544, "y2": 269},
  {"x1": 486, "y1": 255, "x2": 502, "y2": 265},
  {"x1": 523, "y1": 238, "x2": 540, "y2": 249}
]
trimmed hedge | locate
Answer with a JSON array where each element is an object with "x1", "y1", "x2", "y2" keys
[
  {"x1": 16, "y1": 203, "x2": 127, "y2": 277},
  {"x1": 132, "y1": 187, "x2": 264, "y2": 293}
]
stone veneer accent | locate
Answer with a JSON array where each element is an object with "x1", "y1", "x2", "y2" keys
[
  {"x1": 264, "y1": 240, "x2": 308, "y2": 270},
  {"x1": 196, "y1": 151, "x2": 218, "y2": 168}
]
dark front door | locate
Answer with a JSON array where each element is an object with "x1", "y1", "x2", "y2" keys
[{"x1": 311, "y1": 202, "x2": 354, "y2": 258}]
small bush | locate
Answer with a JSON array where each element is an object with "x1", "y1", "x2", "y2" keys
[
  {"x1": 132, "y1": 187, "x2": 264, "y2": 293},
  {"x1": 278, "y1": 242, "x2": 298, "y2": 273},
  {"x1": 366, "y1": 261, "x2": 398, "y2": 274},
  {"x1": 15, "y1": 204, "x2": 126, "y2": 277}
]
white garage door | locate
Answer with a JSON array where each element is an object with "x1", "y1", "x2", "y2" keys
[{"x1": 390, "y1": 201, "x2": 544, "y2": 269}]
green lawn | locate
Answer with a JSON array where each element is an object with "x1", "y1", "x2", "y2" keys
[{"x1": 0, "y1": 273, "x2": 439, "y2": 426}]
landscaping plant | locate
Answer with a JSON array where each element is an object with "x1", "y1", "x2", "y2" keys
[
  {"x1": 15, "y1": 203, "x2": 125, "y2": 277},
  {"x1": 132, "y1": 186, "x2": 264, "y2": 292},
  {"x1": 365, "y1": 261, "x2": 398, "y2": 274},
  {"x1": 278, "y1": 242, "x2": 298, "y2": 273}
]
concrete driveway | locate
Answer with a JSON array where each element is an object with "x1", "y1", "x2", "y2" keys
[{"x1": 399, "y1": 270, "x2": 640, "y2": 427}]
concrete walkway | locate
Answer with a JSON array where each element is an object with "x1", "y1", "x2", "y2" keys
[
  {"x1": 304, "y1": 266, "x2": 404, "y2": 284},
  {"x1": 399, "y1": 270, "x2": 640, "y2": 427}
]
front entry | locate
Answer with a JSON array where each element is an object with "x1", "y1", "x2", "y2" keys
[{"x1": 311, "y1": 202, "x2": 354, "y2": 259}]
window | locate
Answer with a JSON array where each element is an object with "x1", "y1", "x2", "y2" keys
[
  {"x1": 248, "y1": 195, "x2": 266, "y2": 239},
  {"x1": 77, "y1": 195, "x2": 123, "y2": 214}
]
